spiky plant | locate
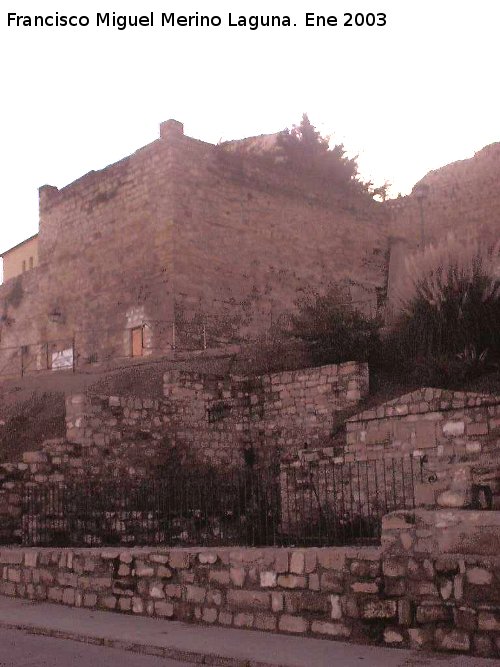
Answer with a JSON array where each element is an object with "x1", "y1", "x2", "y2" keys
[{"x1": 389, "y1": 234, "x2": 500, "y2": 381}]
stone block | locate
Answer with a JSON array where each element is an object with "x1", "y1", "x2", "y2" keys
[
  {"x1": 271, "y1": 592, "x2": 284, "y2": 612},
  {"x1": 149, "y1": 554, "x2": 169, "y2": 564},
  {"x1": 473, "y1": 634, "x2": 495, "y2": 658},
  {"x1": 351, "y1": 580, "x2": 380, "y2": 594},
  {"x1": 277, "y1": 574, "x2": 307, "y2": 589},
  {"x1": 218, "y1": 611, "x2": 233, "y2": 626},
  {"x1": 408, "y1": 627, "x2": 433, "y2": 649},
  {"x1": 169, "y1": 552, "x2": 190, "y2": 569},
  {"x1": 48, "y1": 587, "x2": 63, "y2": 602},
  {"x1": 227, "y1": 589, "x2": 270, "y2": 610},
  {"x1": 199, "y1": 552, "x2": 218, "y2": 564},
  {"x1": 382, "y1": 558, "x2": 406, "y2": 578},
  {"x1": 317, "y1": 550, "x2": 346, "y2": 571},
  {"x1": 24, "y1": 552, "x2": 38, "y2": 568},
  {"x1": 206, "y1": 590, "x2": 222, "y2": 607},
  {"x1": 290, "y1": 552, "x2": 305, "y2": 574},
  {"x1": 350, "y1": 560, "x2": 380, "y2": 578},
  {"x1": 132, "y1": 597, "x2": 144, "y2": 614},
  {"x1": 149, "y1": 583, "x2": 165, "y2": 599},
  {"x1": 442, "y1": 421, "x2": 465, "y2": 437},
  {"x1": 83, "y1": 593, "x2": 97, "y2": 607},
  {"x1": 118, "y1": 597, "x2": 131, "y2": 612},
  {"x1": 62, "y1": 588, "x2": 75, "y2": 605},
  {"x1": 230, "y1": 567, "x2": 245, "y2": 587},
  {"x1": 330, "y1": 594, "x2": 342, "y2": 620},
  {"x1": 155, "y1": 601, "x2": 174, "y2": 617},
  {"x1": 434, "y1": 628, "x2": 470, "y2": 652},
  {"x1": 416, "y1": 604, "x2": 452, "y2": 623},
  {"x1": 278, "y1": 615, "x2": 308, "y2": 634},
  {"x1": 284, "y1": 591, "x2": 328, "y2": 614},
  {"x1": 385, "y1": 578, "x2": 406, "y2": 596},
  {"x1": 466, "y1": 567, "x2": 492, "y2": 585},
  {"x1": 304, "y1": 551, "x2": 317, "y2": 573},
  {"x1": 478, "y1": 611, "x2": 500, "y2": 631},
  {"x1": 100, "y1": 596, "x2": 117, "y2": 610},
  {"x1": 260, "y1": 571, "x2": 277, "y2": 588},
  {"x1": 320, "y1": 572, "x2": 343, "y2": 593},
  {"x1": 383, "y1": 628, "x2": 404, "y2": 644},
  {"x1": 157, "y1": 566, "x2": 172, "y2": 579},
  {"x1": 308, "y1": 573, "x2": 320, "y2": 591},
  {"x1": 185, "y1": 585, "x2": 206, "y2": 604},
  {"x1": 255, "y1": 613, "x2": 277, "y2": 631},
  {"x1": 311, "y1": 621, "x2": 350, "y2": 637},
  {"x1": 165, "y1": 584, "x2": 182, "y2": 599},
  {"x1": 360, "y1": 599, "x2": 397, "y2": 620},
  {"x1": 275, "y1": 551, "x2": 289, "y2": 573},
  {"x1": 233, "y1": 612, "x2": 254, "y2": 628},
  {"x1": 202, "y1": 607, "x2": 218, "y2": 623},
  {"x1": 209, "y1": 570, "x2": 230, "y2": 585},
  {"x1": 454, "y1": 607, "x2": 477, "y2": 631}
]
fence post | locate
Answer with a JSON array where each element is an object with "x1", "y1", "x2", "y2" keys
[
  {"x1": 45, "y1": 342, "x2": 50, "y2": 371},
  {"x1": 20, "y1": 346, "x2": 24, "y2": 377},
  {"x1": 172, "y1": 321, "x2": 176, "y2": 351}
]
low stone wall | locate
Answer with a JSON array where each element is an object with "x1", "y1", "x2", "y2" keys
[
  {"x1": 345, "y1": 387, "x2": 500, "y2": 462},
  {"x1": 65, "y1": 361, "x2": 369, "y2": 470},
  {"x1": 1, "y1": 510, "x2": 499, "y2": 658}
]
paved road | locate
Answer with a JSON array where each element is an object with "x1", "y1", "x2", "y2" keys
[{"x1": 0, "y1": 627, "x2": 198, "y2": 667}]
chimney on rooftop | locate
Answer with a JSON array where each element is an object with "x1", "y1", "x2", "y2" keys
[{"x1": 160, "y1": 119, "x2": 184, "y2": 140}]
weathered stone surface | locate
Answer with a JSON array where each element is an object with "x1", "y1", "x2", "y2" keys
[
  {"x1": 360, "y1": 600, "x2": 397, "y2": 620},
  {"x1": 155, "y1": 601, "x2": 174, "y2": 617},
  {"x1": 185, "y1": 586, "x2": 206, "y2": 604},
  {"x1": 320, "y1": 572, "x2": 343, "y2": 593},
  {"x1": 260, "y1": 571, "x2": 277, "y2": 588},
  {"x1": 311, "y1": 621, "x2": 350, "y2": 637},
  {"x1": 278, "y1": 615, "x2": 308, "y2": 634},
  {"x1": 227, "y1": 590, "x2": 270, "y2": 610},
  {"x1": 277, "y1": 575, "x2": 307, "y2": 589},
  {"x1": 434, "y1": 628, "x2": 470, "y2": 652}
]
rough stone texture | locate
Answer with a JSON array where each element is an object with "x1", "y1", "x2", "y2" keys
[
  {"x1": 1, "y1": 511, "x2": 499, "y2": 658},
  {"x1": 285, "y1": 387, "x2": 500, "y2": 518},
  {"x1": 0, "y1": 120, "x2": 387, "y2": 369}
]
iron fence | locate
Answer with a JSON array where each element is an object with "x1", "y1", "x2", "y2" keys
[{"x1": 22, "y1": 458, "x2": 416, "y2": 548}]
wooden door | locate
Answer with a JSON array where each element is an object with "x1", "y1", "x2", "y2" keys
[{"x1": 131, "y1": 327, "x2": 143, "y2": 357}]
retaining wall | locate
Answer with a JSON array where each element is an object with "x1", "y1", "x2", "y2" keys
[
  {"x1": 65, "y1": 361, "x2": 369, "y2": 469},
  {"x1": 0, "y1": 510, "x2": 499, "y2": 658}
]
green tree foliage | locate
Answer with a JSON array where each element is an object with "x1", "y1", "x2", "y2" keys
[
  {"x1": 288, "y1": 284, "x2": 381, "y2": 366},
  {"x1": 277, "y1": 114, "x2": 388, "y2": 198}
]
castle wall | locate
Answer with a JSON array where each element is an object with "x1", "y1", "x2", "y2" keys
[
  {"x1": 385, "y1": 143, "x2": 500, "y2": 313},
  {"x1": 170, "y1": 133, "x2": 388, "y2": 339},
  {"x1": 0, "y1": 119, "x2": 389, "y2": 365}
]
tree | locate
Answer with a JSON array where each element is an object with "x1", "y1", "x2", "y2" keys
[
  {"x1": 288, "y1": 284, "x2": 381, "y2": 366},
  {"x1": 277, "y1": 114, "x2": 360, "y2": 187}
]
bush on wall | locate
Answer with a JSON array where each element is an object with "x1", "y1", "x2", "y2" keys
[
  {"x1": 387, "y1": 235, "x2": 500, "y2": 385},
  {"x1": 287, "y1": 283, "x2": 381, "y2": 366}
]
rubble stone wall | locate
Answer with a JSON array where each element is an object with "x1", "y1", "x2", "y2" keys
[
  {"x1": 65, "y1": 362, "x2": 369, "y2": 469},
  {"x1": 1, "y1": 509, "x2": 499, "y2": 658},
  {"x1": 345, "y1": 388, "x2": 500, "y2": 462}
]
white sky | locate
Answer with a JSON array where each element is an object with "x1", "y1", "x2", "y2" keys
[{"x1": 1, "y1": 0, "x2": 499, "y2": 256}]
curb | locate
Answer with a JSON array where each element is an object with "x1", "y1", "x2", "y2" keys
[{"x1": 0, "y1": 618, "x2": 290, "y2": 667}]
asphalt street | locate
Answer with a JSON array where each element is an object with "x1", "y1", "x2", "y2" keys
[{"x1": 0, "y1": 627, "x2": 198, "y2": 667}]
